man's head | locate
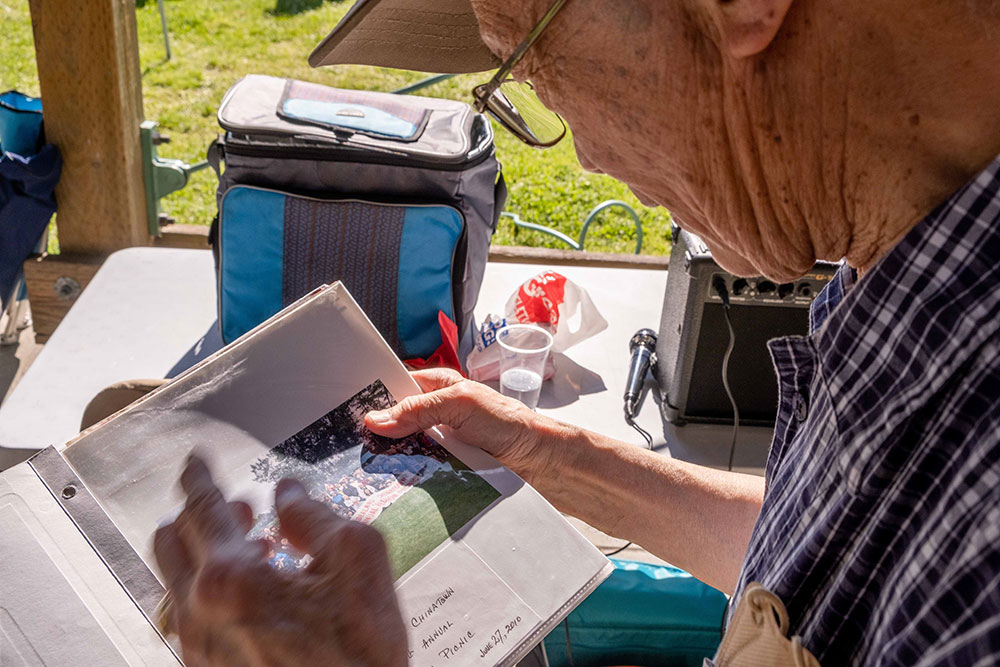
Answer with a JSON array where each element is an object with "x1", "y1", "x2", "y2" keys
[
  {"x1": 316, "y1": 0, "x2": 1000, "y2": 280},
  {"x1": 470, "y1": 0, "x2": 1000, "y2": 279},
  {"x1": 471, "y1": 0, "x2": 792, "y2": 277}
]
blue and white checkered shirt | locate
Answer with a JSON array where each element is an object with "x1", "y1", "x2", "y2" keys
[{"x1": 732, "y1": 156, "x2": 1000, "y2": 665}]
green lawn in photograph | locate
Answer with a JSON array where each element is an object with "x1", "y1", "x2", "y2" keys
[
  {"x1": 0, "y1": 0, "x2": 672, "y2": 256},
  {"x1": 372, "y1": 456, "x2": 501, "y2": 579}
]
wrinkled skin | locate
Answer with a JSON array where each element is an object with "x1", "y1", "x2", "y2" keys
[
  {"x1": 365, "y1": 369, "x2": 556, "y2": 486},
  {"x1": 154, "y1": 457, "x2": 407, "y2": 667},
  {"x1": 472, "y1": 0, "x2": 1000, "y2": 280}
]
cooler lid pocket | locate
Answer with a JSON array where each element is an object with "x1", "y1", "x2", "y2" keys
[
  {"x1": 218, "y1": 75, "x2": 484, "y2": 165},
  {"x1": 277, "y1": 80, "x2": 429, "y2": 142}
]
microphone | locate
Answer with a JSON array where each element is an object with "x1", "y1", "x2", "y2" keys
[{"x1": 624, "y1": 328, "x2": 657, "y2": 420}]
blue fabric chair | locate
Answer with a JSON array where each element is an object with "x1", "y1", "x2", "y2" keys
[
  {"x1": 0, "y1": 91, "x2": 44, "y2": 157},
  {"x1": 0, "y1": 146, "x2": 61, "y2": 310},
  {"x1": 0, "y1": 91, "x2": 60, "y2": 313}
]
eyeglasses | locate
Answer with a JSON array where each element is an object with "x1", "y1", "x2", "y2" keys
[{"x1": 472, "y1": 0, "x2": 569, "y2": 149}]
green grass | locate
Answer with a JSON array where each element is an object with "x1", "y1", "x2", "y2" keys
[
  {"x1": 372, "y1": 457, "x2": 501, "y2": 578},
  {"x1": 0, "y1": 0, "x2": 671, "y2": 255}
]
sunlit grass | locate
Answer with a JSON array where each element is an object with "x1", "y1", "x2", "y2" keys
[{"x1": 1, "y1": 0, "x2": 671, "y2": 255}]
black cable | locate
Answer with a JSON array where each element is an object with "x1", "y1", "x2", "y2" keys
[
  {"x1": 602, "y1": 540, "x2": 633, "y2": 557},
  {"x1": 721, "y1": 306, "x2": 740, "y2": 471},
  {"x1": 711, "y1": 277, "x2": 740, "y2": 636},
  {"x1": 712, "y1": 277, "x2": 741, "y2": 472},
  {"x1": 625, "y1": 415, "x2": 653, "y2": 449},
  {"x1": 613, "y1": 402, "x2": 654, "y2": 559}
]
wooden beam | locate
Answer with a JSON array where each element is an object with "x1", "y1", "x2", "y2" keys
[
  {"x1": 488, "y1": 245, "x2": 669, "y2": 270},
  {"x1": 154, "y1": 224, "x2": 212, "y2": 250},
  {"x1": 29, "y1": 0, "x2": 149, "y2": 254},
  {"x1": 18, "y1": 235, "x2": 665, "y2": 342},
  {"x1": 23, "y1": 254, "x2": 105, "y2": 343},
  {"x1": 147, "y1": 224, "x2": 670, "y2": 270}
]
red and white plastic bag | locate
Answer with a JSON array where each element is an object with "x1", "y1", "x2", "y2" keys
[{"x1": 467, "y1": 271, "x2": 608, "y2": 382}]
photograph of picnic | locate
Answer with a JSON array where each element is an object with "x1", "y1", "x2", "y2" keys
[{"x1": 246, "y1": 379, "x2": 501, "y2": 577}]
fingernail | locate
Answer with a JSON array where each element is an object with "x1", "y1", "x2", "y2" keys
[
  {"x1": 367, "y1": 409, "x2": 392, "y2": 424},
  {"x1": 275, "y1": 478, "x2": 307, "y2": 511}
]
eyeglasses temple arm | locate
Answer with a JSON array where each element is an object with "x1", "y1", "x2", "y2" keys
[{"x1": 477, "y1": 0, "x2": 569, "y2": 98}]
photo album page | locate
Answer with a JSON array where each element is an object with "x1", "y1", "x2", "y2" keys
[{"x1": 63, "y1": 283, "x2": 613, "y2": 667}]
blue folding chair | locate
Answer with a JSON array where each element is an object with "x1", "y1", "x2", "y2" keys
[{"x1": 0, "y1": 91, "x2": 60, "y2": 345}]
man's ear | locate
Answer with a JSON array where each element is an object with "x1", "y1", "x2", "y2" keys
[{"x1": 711, "y1": 0, "x2": 795, "y2": 58}]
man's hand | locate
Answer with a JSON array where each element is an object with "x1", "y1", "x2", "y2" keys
[
  {"x1": 364, "y1": 370, "x2": 764, "y2": 593},
  {"x1": 154, "y1": 456, "x2": 408, "y2": 667},
  {"x1": 364, "y1": 368, "x2": 564, "y2": 484}
]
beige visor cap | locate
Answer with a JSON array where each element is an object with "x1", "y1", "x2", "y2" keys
[{"x1": 309, "y1": 0, "x2": 502, "y2": 73}]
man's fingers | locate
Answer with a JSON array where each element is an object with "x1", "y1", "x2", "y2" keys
[
  {"x1": 364, "y1": 369, "x2": 469, "y2": 437},
  {"x1": 274, "y1": 479, "x2": 356, "y2": 568},
  {"x1": 154, "y1": 523, "x2": 195, "y2": 599},
  {"x1": 229, "y1": 500, "x2": 255, "y2": 534},
  {"x1": 192, "y1": 554, "x2": 275, "y2": 625},
  {"x1": 410, "y1": 368, "x2": 465, "y2": 392},
  {"x1": 175, "y1": 456, "x2": 245, "y2": 559},
  {"x1": 275, "y1": 480, "x2": 391, "y2": 582},
  {"x1": 179, "y1": 454, "x2": 217, "y2": 496},
  {"x1": 365, "y1": 383, "x2": 472, "y2": 438}
]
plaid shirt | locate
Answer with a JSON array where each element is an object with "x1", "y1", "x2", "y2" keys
[{"x1": 732, "y1": 156, "x2": 1000, "y2": 665}]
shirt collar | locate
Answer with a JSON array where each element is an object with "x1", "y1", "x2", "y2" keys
[
  {"x1": 806, "y1": 155, "x2": 1000, "y2": 443},
  {"x1": 809, "y1": 263, "x2": 854, "y2": 334}
]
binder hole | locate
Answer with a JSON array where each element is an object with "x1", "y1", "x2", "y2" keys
[{"x1": 62, "y1": 485, "x2": 77, "y2": 500}]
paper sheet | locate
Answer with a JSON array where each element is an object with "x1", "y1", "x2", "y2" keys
[{"x1": 63, "y1": 283, "x2": 612, "y2": 666}]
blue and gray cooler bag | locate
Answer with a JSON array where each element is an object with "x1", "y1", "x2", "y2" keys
[{"x1": 211, "y1": 75, "x2": 506, "y2": 360}]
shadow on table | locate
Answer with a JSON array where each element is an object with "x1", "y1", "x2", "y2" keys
[
  {"x1": 536, "y1": 353, "x2": 606, "y2": 409},
  {"x1": 649, "y1": 387, "x2": 775, "y2": 472},
  {"x1": 0, "y1": 343, "x2": 22, "y2": 406},
  {"x1": 482, "y1": 353, "x2": 606, "y2": 409},
  {"x1": 164, "y1": 330, "x2": 606, "y2": 410},
  {"x1": 167, "y1": 321, "x2": 224, "y2": 378}
]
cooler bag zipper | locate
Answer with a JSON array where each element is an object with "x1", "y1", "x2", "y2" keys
[{"x1": 218, "y1": 132, "x2": 494, "y2": 172}]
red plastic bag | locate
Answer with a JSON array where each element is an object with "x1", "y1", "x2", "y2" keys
[{"x1": 404, "y1": 310, "x2": 464, "y2": 375}]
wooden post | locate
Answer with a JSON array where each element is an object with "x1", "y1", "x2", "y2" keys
[
  {"x1": 28, "y1": 0, "x2": 149, "y2": 253},
  {"x1": 25, "y1": 0, "x2": 150, "y2": 340}
]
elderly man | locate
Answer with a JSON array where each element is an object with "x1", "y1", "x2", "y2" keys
[{"x1": 155, "y1": 0, "x2": 1000, "y2": 664}]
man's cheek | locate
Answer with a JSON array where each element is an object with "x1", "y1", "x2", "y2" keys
[
  {"x1": 708, "y1": 245, "x2": 760, "y2": 278},
  {"x1": 628, "y1": 185, "x2": 660, "y2": 207},
  {"x1": 674, "y1": 220, "x2": 760, "y2": 278},
  {"x1": 574, "y1": 140, "x2": 605, "y2": 174}
]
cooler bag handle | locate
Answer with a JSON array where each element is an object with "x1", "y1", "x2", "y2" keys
[
  {"x1": 206, "y1": 137, "x2": 223, "y2": 180},
  {"x1": 493, "y1": 170, "x2": 508, "y2": 231}
]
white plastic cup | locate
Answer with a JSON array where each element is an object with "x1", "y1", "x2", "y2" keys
[{"x1": 497, "y1": 324, "x2": 554, "y2": 410}]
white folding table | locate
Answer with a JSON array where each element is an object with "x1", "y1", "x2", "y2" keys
[{"x1": 0, "y1": 247, "x2": 773, "y2": 479}]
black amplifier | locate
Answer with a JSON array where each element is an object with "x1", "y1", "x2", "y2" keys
[{"x1": 655, "y1": 227, "x2": 839, "y2": 426}]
